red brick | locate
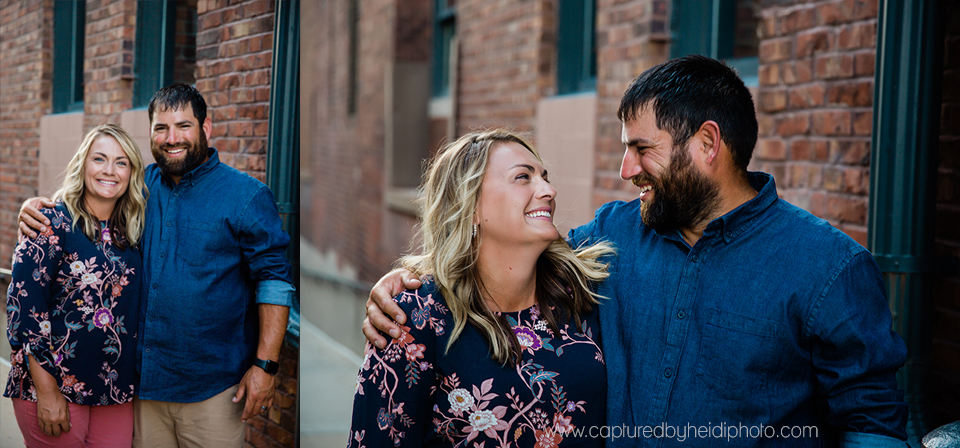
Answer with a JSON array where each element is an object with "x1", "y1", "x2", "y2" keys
[
  {"x1": 787, "y1": 164, "x2": 808, "y2": 188},
  {"x1": 833, "y1": 140, "x2": 872, "y2": 166},
  {"x1": 759, "y1": 89, "x2": 788, "y2": 112},
  {"x1": 791, "y1": 140, "x2": 812, "y2": 161},
  {"x1": 796, "y1": 30, "x2": 831, "y2": 58},
  {"x1": 838, "y1": 22, "x2": 876, "y2": 50},
  {"x1": 756, "y1": 139, "x2": 787, "y2": 160},
  {"x1": 827, "y1": 80, "x2": 873, "y2": 107},
  {"x1": 817, "y1": 1, "x2": 846, "y2": 25},
  {"x1": 759, "y1": 38, "x2": 792, "y2": 63},
  {"x1": 761, "y1": 13, "x2": 777, "y2": 38},
  {"x1": 794, "y1": 60, "x2": 814, "y2": 83},
  {"x1": 779, "y1": 7, "x2": 815, "y2": 34},
  {"x1": 788, "y1": 84, "x2": 826, "y2": 109},
  {"x1": 759, "y1": 63, "x2": 780, "y2": 86},
  {"x1": 854, "y1": 52, "x2": 875, "y2": 76},
  {"x1": 815, "y1": 54, "x2": 855, "y2": 79},
  {"x1": 823, "y1": 166, "x2": 843, "y2": 191},
  {"x1": 812, "y1": 110, "x2": 852, "y2": 135},
  {"x1": 850, "y1": 0, "x2": 879, "y2": 20},
  {"x1": 843, "y1": 167, "x2": 868, "y2": 194},
  {"x1": 852, "y1": 111, "x2": 873, "y2": 136},
  {"x1": 777, "y1": 112, "x2": 811, "y2": 136}
]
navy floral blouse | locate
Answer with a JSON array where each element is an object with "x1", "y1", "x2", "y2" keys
[
  {"x1": 349, "y1": 277, "x2": 607, "y2": 447},
  {"x1": 4, "y1": 204, "x2": 141, "y2": 406}
]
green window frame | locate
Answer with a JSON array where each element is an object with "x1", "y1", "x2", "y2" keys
[
  {"x1": 267, "y1": 0, "x2": 301, "y2": 336},
  {"x1": 52, "y1": 0, "x2": 85, "y2": 114},
  {"x1": 556, "y1": 0, "x2": 596, "y2": 95},
  {"x1": 431, "y1": 0, "x2": 456, "y2": 97},
  {"x1": 671, "y1": 0, "x2": 759, "y2": 86},
  {"x1": 133, "y1": 0, "x2": 197, "y2": 108}
]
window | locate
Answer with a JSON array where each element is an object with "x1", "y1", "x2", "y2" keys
[
  {"x1": 556, "y1": 0, "x2": 596, "y2": 95},
  {"x1": 133, "y1": 0, "x2": 197, "y2": 108},
  {"x1": 432, "y1": 0, "x2": 456, "y2": 97},
  {"x1": 52, "y1": 0, "x2": 85, "y2": 113},
  {"x1": 671, "y1": 0, "x2": 760, "y2": 85}
]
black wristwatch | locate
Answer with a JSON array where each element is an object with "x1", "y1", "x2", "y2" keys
[{"x1": 253, "y1": 358, "x2": 279, "y2": 375}]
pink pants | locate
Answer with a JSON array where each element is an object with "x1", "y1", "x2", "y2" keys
[{"x1": 12, "y1": 398, "x2": 133, "y2": 448}]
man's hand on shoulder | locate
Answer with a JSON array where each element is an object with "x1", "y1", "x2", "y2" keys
[
  {"x1": 362, "y1": 268, "x2": 422, "y2": 349},
  {"x1": 19, "y1": 197, "x2": 55, "y2": 239}
]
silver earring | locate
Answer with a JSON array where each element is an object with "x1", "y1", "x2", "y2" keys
[{"x1": 473, "y1": 224, "x2": 477, "y2": 238}]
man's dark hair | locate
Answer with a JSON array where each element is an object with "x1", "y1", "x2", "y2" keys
[
  {"x1": 617, "y1": 55, "x2": 758, "y2": 171},
  {"x1": 148, "y1": 83, "x2": 208, "y2": 125}
]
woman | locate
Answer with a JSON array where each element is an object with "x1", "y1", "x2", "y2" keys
[
  {"x1": 4, "y1": 124, "x2": 146, "y2": 447},
  {"x1": 349, "y1": 130, "x2": 614, "y2": 447}
]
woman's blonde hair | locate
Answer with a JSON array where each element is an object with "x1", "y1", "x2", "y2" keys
[
  {"x1": 53, "y1": 124, "x2": 147, "y2": 249},
  {"x1": 401, "y1": 129, "x2": 614, "y2": 366}
]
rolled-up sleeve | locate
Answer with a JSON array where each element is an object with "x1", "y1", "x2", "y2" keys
[
  {"x1": 809, "y1": 250, "x2": 908, "y2": 441},
  {"x1": 238, "y1": 186, "x2": 295, "y2": 307}
]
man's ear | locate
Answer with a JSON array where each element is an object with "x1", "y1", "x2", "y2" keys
[
  {"x1": 697, "y1": 120, "x2": 722, "y2": 165},
  {"x1": 203, "y1": 117, "x2": 213, "y2": 139}
]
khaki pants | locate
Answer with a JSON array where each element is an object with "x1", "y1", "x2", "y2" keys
[{"x1": 133, "y1": 385, "x2": 244, "y2": 448}]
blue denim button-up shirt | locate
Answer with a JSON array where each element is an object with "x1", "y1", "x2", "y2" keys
[
  {"x1": 137, "y1": 148, "x2": 294, "y2": 402},
  {"x1": 569, "y1": 172, "x2": 907, "y2": 447}
]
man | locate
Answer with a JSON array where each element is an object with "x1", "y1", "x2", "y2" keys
[
  {"x1": 363, "y1": 56, "x2": 908, "y2": 446},
  {"x1": 20, "y1": 84, "x2": 294, "y2": 447}
]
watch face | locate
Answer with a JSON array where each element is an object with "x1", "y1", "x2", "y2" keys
[{"x1": 265, "y1": 361, "x2": 279, "y2": 374}]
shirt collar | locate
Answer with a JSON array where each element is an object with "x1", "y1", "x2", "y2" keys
[
  {"x1": 707, "y1": 171, "x2": 779, "y2": 244},
  {"x1": 652, "y1": 171, "x2": 778, "y2": 246},
  {"x1": 162, "y1": 147, "x2": 220, "y2": 187}
]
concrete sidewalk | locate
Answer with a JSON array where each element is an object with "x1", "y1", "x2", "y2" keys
[
  {"x1": 299, "y1": 320, "x2": 362, "y2": 448},
  {"x1": 1, "y1": 360, "x2": 23, "y2": 447}
]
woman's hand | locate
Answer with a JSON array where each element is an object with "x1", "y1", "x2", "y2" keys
[
  {"x1": 27, "y1": 354, "x2": 70, "y2": 437},
  {"x1": 35, "y1": 387, "x2": 71, "y2": 437}
]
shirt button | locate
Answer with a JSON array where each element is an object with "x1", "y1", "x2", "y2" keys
[
  {"x1": 151, "y1": 283, "x2": 158, "y2": 289},
  {"x1": 692, "y1": 255, "x2": 699, "y2": 263},
  {"x1": 664, "y1": 367, "x2": 673, "y2": 378},
  {"x1": 159, "y1": 252, "x2": 165, "y2": 258},
  {"x1": 145, "y1": 348, "x2": 150, "y2": 353},
  {"x1": 166, "y1": 221, "x2": 172, "y2": 227},
  {"x1": 677, "y1": 310, "x2": 686, "y2": 319}
]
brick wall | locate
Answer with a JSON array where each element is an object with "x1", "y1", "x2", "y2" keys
[
  {"x1": 195, "y1": 0, "x2": 274, "y2": 183},
  {"x1": 931, "y1": 0, "x2": 960, "y2": 426},
  {"x1": 245, "y1": 339, "x2": 298, "y2": 448},
  {"x1": 454, "y1": 0, "x2": 554, "y2": 134},
  {"x1": 83, "y1": 0, "x2": 136, "y2": 128},
  {"x1": 752, "y1": 0, "x2": 879, "y2": 246},
  {"x1": 304, "y1": 0, "x2": 399, "y2": 282},
  {"x1": 0, "y1": 0, "x2": 51, "y2": 271},
  {"x1": 593, "y1": 0, "x2": 670, "y2": 206}
]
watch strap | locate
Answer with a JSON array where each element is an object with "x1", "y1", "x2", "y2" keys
[{"x1": 253, "y1": 358, "x2": 279, "y2": 375}]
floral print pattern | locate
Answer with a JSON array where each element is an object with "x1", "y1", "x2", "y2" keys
[
  {"x1": 349, "y1": 277, "x2": 606, "y2": 447},
  {"x1": 4, "y1": 204, "x2": 141, "y2": 406}
]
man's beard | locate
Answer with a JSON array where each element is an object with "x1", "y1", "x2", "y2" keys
[
  {"x1": 152, "y1": 131, "x2": 208, "y2": 179},
  {"x1": 638, "y1": 145, "x2": 720, "y2": 232}
]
